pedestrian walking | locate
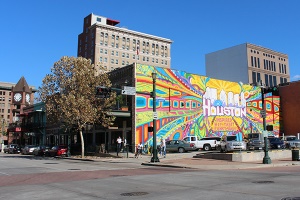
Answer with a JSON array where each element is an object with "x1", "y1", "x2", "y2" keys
[
  {"x1": 135, "y1": 143, "x2": 143, "y2": 158},
  {"x1": 160, "y1": 138, "x2": 166, "y2": 158},
  {"x1": 116, "y1": 136, "x2": 122, "y2": 153}
]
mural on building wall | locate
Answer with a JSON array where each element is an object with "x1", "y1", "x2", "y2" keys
[{"x1": 135, "y1": 64, "x2": 280, "y2": 145}]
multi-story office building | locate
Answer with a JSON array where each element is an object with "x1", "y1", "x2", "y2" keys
[
  {"x1": 205, "y1": 43, "x2": 290, "y2": 86},
  {"x1": 0, "y1": 77, "x2": 35, "y2": 145},
  {"x1": 77, "y1": 13, "x2": 173, "y2": 72},
  {"x1": 0, "y1": 82, "x2": 13, "y2": 125}
]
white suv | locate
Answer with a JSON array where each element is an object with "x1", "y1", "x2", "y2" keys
[{"x1": 220, "y1": 136, "x2": 247, "y2": 152}]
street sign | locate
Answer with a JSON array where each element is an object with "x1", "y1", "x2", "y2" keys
[
  {"x1": 122, "y1": 90, "x2": 136, "y2": 95},
  {"x1": 260, "y1": 110, "x2": 266, "y2": 118},
  {"x1": 153, "y1": 111, "x2": 158, "y2": 120},
  {"x1": 122, "y1": 86, "x2": 136, "y2": 95}
]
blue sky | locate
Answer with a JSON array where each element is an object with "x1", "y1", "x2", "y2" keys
[{"x1": 1, "y1": 0, "x2": 300, "y2": 89}]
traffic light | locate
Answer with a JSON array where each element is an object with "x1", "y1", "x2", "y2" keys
[
  {"x1": 263, "y1": 86, "x2": 279, "y2": 95},
  {"x1": 96, "y1": 86, "x2": 111, "y2": 98},
  {"x1": 266, "y1": 125, "x2": 273, "y2": 131}
]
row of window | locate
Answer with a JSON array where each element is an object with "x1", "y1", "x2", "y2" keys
[
  {"x1": 252, "y1": 72, "x2": 288, "y2": 87},
  {"x1": 250, "y1": 49, "x2": 286, "y2": 61},
  {"x1": 98, "y1": 41, "x2": 168, "y2": 57},
  {"x1": 100, "y1": 32, "x2": 168, "y2": 49},
  {"x1": 99, "y1": 48, "x2": 168, "y2": 58},
  {"x1": 99, "y1": 56, "x2": 168, "y2": 65},
  {"x1": 279, "y1": 63, "x2": 287, "y2": 74},
  {"x1": 251, "y1": 56, "x2": 287, "y2": 74},
  {"x1": 0, "y1": 97, "x2": 11, "y2": 102},
  {"x1": 0, "y1": 91, "x2": 10, "y2": 95},
  {"x1": 0, "y1": 108, "x2": 10, "y2": 113}
]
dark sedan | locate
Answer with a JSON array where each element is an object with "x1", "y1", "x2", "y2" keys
[
  {"x1": 268, "y1": 137, "x2": 285, "y2": 149},
  {"x1": 45, "y1": 145, "x2": 68, "y2": 157},
  {"x1": 33, "y1": 145, "x2": 51, "y2": 156},
  {"x1": 166, "y1": 140, "x2": 197, "y2": 153}
]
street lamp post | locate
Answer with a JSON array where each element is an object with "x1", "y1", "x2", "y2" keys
[
  {"x1": 151, "y1": 72, "x2": 160, "y2": 163},
  {"x1": 260, "y1": 81, "x2": 271, "y2": 164}
]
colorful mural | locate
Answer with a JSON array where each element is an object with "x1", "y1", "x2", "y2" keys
[{"x1": 135, "y1": 64, "x2": 280, "y2": 145}]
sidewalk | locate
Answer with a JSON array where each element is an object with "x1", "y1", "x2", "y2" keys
[{"x1": 67, "y1": 151, "x2": 300, "y2": 170}]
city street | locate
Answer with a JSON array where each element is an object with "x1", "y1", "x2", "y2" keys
[{"x1": 1, "y1": 153, "x2": 300, "y2": 200}]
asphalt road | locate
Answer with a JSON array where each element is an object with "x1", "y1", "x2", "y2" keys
[{"x1": 1, "y1": 153, "x2": 300, "y2": 200}]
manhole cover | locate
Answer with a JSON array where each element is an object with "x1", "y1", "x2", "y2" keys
[
  {"x1": 68, "y1": 169, "x2": 81, "y2": 170},
  {"x1": 120, "y1": 192, "x2": 148, "y2": 196},
  {"x1": 281, "y1": 198, "x2": 300, "y2": 200},
  {"x1": 252, "y1": 181, "x2": 274, "y2": 184}
]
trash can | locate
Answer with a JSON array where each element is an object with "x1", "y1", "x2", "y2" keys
[{"x1": 292, "y1": 149, "x2": 299, "y2": 161}]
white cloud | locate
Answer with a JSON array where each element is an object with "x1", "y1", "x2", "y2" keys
[{"x1": 291, "y1": 75, "x2": 300, "y2": 81}]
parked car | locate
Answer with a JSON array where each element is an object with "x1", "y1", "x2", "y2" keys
[
  {"x1": 45, "y1": 145, "x2": 68, "y2": 157},
  {"x1": 166, "y1": 140, "x2": 197, "y2": 153},
  {"x1": 246, "y1": 133, "x2": 266, "y2": 150},
  {"x1": 183, "y1": 136, "x2": 220, "y2": 151},
  {"x1": 281, "y1": 136, "x2": 300, "y2": 149},
  {"x1": 268, "y1": 137, "x2": 285, "y2": 149},
  {"x1": 220, "y1": 135, "x2": 247, "y2": 152},
  {"x1": 3, "y1": 145, "x2": 9, "y2": 153},
  {"x1": 8, "y1": 144, "x2": 21, "y2": 154},
  {"x1": 33, "y1": 145, "x2": 51, "y2": 156},
  {"x1": 22, "y1": 145, "x2": 38, "y2": 155}
]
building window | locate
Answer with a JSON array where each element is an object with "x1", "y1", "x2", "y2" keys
[
  {"x1": 104, "y1": 49, "x2": 107, "y2": 54},
  {"x1": 126, "y1": 53, "x2": 129, "y2": 58},
  {"x1": 265, "y1": 74, "x2": 269, "y2": 86},
  {"x1": 257, "y1": 72, "x2": 261, "y2": 82},
  {"x1": 111, "y1": 50, "x2": 114, "y2": 56},
  {"x1": 252, "y1": 71, "x2": 256, "y2": 84},
  {"x1": 257, "y1": 58, "x2": 260, "y2": 68},
  {"x1": 116, "y1": 59, "x2": 119, "y2": 64},
  {"x1": 122, "y1": 53, "x2": 125, "y2": 57},
  {"x1": 122, "y1": 37, "x2": 125, "y2": 42},
  {"x1": 284, "y1": 64, "x2": 287, "y2": 74},
  {"x1": 273, "y1": 76, "x2": 277, "y2": 86},
  {"x1": 104, "y1": 41, "x2": 108, "y2": 46},
  {"x1": 116, "y1": 36, "x2": 119, "y2": 40},
  {"x1": 101, "y1": 32, "x2": 104, "y2": 37},
  {"x1": 99, "y1": 57, "x2": 103, "y2": 62},
  {"x1": 116, "y1": 51, "x2": 119, "y2": 56},
  {"x1": 97, "y1": 17, "x2": 101, "y2": 22},
  {"x1": 279, "y1": 63, "x2": 281, "y2": 73},
  {"x1": 269, "y1": 75, "x2": 273, "y2": 87},
  {"x1": 112, "y1": 35, "x2": 115, "y2": 39},
  {"x1": 100, "y1": 49, "x2": 103, "y2": 53},
  {"x1": 104, "y1": 58, "x2": 107, "y2": 62},
  {"x1": 105, "y1": 33, "x2": 108, "y2": 38},
  {"x1": 116, "y1": 44, "x2": 119, "y2": 48},
  {"x1": 111, "y1": 59, "x2": 114, "y2": 64}
]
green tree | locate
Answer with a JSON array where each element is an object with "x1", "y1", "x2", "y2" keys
[{"x1": 38, "y1": 56, "x2": 116, "y2": 158}]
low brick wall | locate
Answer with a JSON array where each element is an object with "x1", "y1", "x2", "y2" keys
[{"x1": 196, "y1": 149, "x2": 295, "y2": 162}]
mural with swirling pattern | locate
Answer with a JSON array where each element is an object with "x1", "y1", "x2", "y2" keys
[{"x1": 135, "y1": 64, "x2": 280, "y2": 146}]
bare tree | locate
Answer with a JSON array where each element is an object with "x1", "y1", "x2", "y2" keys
[{"x1": 38, "y1": 56, "x2": 116, "y2": 158}]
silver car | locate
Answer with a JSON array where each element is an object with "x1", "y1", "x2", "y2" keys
[{"x1": 220, "y1": 136, "x2": 247, "y2": 152}]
